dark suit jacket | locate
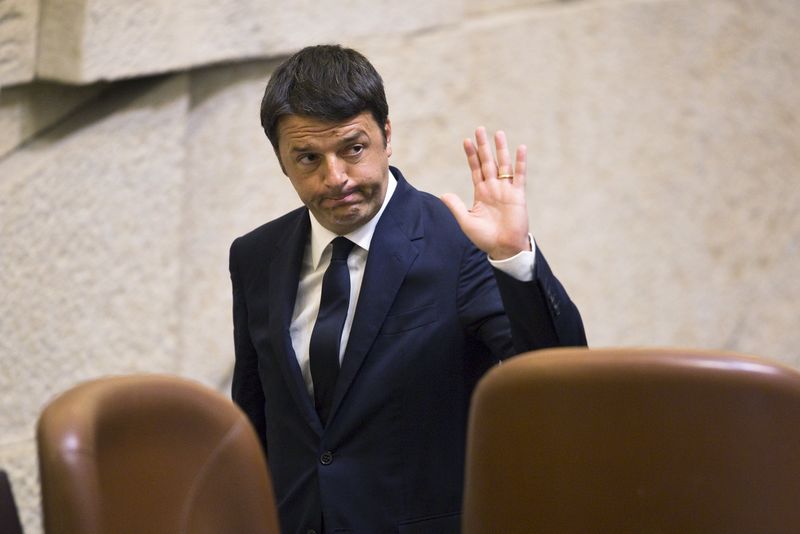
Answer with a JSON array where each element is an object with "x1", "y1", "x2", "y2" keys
[{"x1": 230, "y1": 167, "x2": 586, "y2": 534}]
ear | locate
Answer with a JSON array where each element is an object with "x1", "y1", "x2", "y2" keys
[{"x1": 384, "y1": 118, "x2": 392, "y2": 157}]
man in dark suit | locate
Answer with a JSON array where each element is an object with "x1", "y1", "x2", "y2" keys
[{"x1": 230, "y1": 45, "x2": 586, "y2": 534}]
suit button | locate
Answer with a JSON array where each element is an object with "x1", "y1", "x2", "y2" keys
[{"x1": 320, "y1": 451, "x2": 333, "y2": 465}]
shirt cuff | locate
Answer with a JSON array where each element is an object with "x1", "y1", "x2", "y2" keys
[{"x1": 487, "y1": 234, "x2": 536, "y2": 282}]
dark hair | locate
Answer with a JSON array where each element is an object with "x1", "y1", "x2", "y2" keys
[{"x1": 260, "y1": 44, "x2": 389, "y2": 152}]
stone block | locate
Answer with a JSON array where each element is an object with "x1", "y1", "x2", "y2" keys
[
  {"x1": 465, "y1": 0, "x2": 557, "y2": 16},
  {"x1": 0, "y1": 0, "x2": 39, "y2": 86},
  {"x1": 179, "y1": 59, "x2": 297, "y2": 388},
  {"x1": 357, "y1": 0, "x2": 800, "y2": 364},
  {"x1": 0, "y1": 74, "x2": 188, "y2": 443},
  {"x1": 0, "y1": 81, "x2": 104, "y2": 158},
  {"x1": 37, "y1": 0, "x2": 464, "y2": 84}
]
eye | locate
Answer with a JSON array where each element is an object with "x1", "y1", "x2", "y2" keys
[
  {"x1": 346, "y1": 144, "x2": 365, "y2": 157},
  {"x1": 297, "y1": 153, "x2": 318, "y2": 165}
]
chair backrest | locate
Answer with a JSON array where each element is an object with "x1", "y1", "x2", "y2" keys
[
  {"x1": 462, "y1": 347, "x2": 800, "y2": 534},
  {"x1": 37, "y1": 374, "x2": 280, "y2": 534},
  {"x1": 0, "y1": 470, "x2": 24, "y2": 534}
]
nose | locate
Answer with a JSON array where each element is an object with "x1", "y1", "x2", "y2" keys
[{"x1": 321, "y1": 155, "x2": 347, "y2": 189}]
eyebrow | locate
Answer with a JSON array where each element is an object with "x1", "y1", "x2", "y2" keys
[{"x1": 289, "y1": 129, "x2": 369, "y2": 154}]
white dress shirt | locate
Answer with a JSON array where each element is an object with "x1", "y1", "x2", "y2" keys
[{"x1": 290, "y1": 172, "x2": 536, "y2": 397}]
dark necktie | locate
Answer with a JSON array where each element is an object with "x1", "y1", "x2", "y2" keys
[{"x1": 310, "y1": 236, "x2": 355, "y2": 425}]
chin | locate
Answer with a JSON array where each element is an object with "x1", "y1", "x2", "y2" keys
[{"x1": 332, "y1": 206, "x2": 364, "y2": 224}]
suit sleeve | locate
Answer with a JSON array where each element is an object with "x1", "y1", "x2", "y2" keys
[
  {"x1": 457, "y1": 240, "x2": 586, "y2": 359},
  {"x1": 493, "y1": 245, "x2": 587, "y2": 354},
  {"x1": 229, "y1": 238, "x2": 268, "y2": 455}
]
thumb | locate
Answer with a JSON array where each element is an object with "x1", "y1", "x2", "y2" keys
[
  {"x1": 441, "y1": 193, "x2": 487, "y2": 253},
  {"x1": 440, "y1": 193, "x2": 474, "y2": 233},
  {"x1": 440, "y1": 193, "x2": 470, "y2": 225}
]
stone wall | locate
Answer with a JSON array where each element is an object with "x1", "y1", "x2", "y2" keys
[{"x1": 2, "y1": 0, "x2": 798, "y2": 531}]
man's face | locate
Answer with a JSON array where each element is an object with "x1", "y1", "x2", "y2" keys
[{"x1": 276, "y1": 111, "x2": 392, "y2": 235}]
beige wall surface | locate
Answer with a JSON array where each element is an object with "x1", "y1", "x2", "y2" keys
[
  {"x1": 1, "y1": 0, "x2": 798, "y2": 532},
  {"x1": 0, "y1": 0, "x2": 39, "y2": 86}
]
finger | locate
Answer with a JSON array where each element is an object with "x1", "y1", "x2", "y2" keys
[
  {"x1": 514, "y1": 144, "x2": 527, "y2": 187},
  {"x1": 495, "y1": 130, "x2": 512, "y2": 177},
  {"x1": 463, "y1": 138, "x2": 483, "y2": 187},
  {"x1": 474, "y1": 127, "x2": 496, "y2": 180},
  {"x1": 440, "y1": 193, "x2": 471, "y2": 227}
]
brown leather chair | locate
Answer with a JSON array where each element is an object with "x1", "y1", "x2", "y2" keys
[
  {"x1": 462, "y1": 347, "x2": 800, "y2": 534},
  {"x1": 37, "y1": 374, "x2": 280, "y2": 534}
]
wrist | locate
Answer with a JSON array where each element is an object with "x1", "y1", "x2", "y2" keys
[{"x1": 488, "y1": 234, "x2": 532, "y2": 261}]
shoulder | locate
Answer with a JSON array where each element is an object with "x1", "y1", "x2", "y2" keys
[
  {"x1": 389, "y1": 167, "x2": 468, "y2": 241},
  {"x1": 230, "y1": 206, "x2": 307, "y2": 261}
]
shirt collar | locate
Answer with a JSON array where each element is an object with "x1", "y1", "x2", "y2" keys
[{"x1": 308, "y1": 169, "x2": 397, "y2": 269}]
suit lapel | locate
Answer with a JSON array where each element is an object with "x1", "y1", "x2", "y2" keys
[
  {"x1": 267, "y1": 210, "x2": 324, "y2": 434},
  {"x1": 329, "y1": 169, "x2": 423, "y2": 421}
]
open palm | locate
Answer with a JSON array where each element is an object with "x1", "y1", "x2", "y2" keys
[{"x1": 441, "y1": 127, "x2": 530, "y2": 260}]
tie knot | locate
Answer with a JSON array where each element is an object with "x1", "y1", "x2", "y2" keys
[{"x1": 330, "y1": 237, "x2": 355, "y2": 261}]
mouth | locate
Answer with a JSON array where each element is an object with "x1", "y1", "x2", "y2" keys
[{"x1": 323, "y1": 189, "x2": 360, "y2": 206}]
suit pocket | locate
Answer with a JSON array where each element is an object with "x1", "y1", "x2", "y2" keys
[
  {"x1": 397, "y1": 510, "x2": 460, "y2": 533},
  {"x1": 381, "y1": 303, "x2": 438, "y2": 334}
]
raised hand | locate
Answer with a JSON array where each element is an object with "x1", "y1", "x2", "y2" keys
[{"x1": 441, "y1": 127, "x2": 531, "y2": 260}]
